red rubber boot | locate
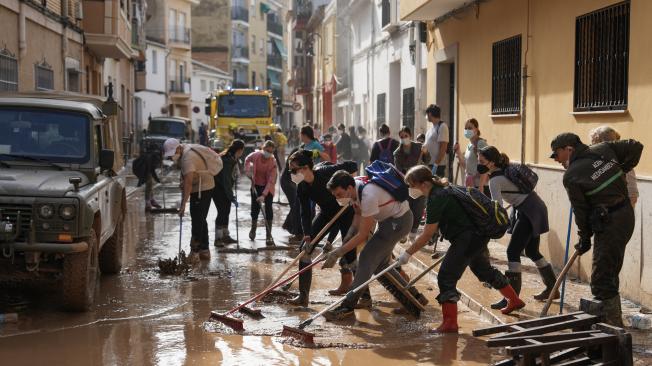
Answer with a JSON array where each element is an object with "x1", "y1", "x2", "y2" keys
[
  {"x1": 499, "y1": 285, "x2": 526, "y2": 314},
  {"x1": 431, "y1": 302, "x2": 459, "y2": 334}
]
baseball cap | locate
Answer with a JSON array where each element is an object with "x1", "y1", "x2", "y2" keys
[
  {"x1": 549, "y1": 133, "x2": 581, "y2": 158},
  {"x1": 163, "y1": 138, "x2": 180, "y2": 157}
]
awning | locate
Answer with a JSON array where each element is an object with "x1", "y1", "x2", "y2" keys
[
  {"x1": 65, "y1": 57, "x2": 81, "y2": 72},
  {"x1": 260, "y1": 2, "x2": 271, "y2": 14},
  {"x1": 268, "y1": 71, "x2": 281, "y2": 88},
  {"x1": 272, "y1": 38, "x2": 287, "y2": 59}
]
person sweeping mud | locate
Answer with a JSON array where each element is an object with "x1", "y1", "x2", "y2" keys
[
  {"x1": 321, "y1": 168, "x2": 427, "y2": 320},
  {"x1": 398, "y1": 166, "x2": 524, "y2": 333},
  {"x1": 550, "y1": 133, "x2": 643, "y2": 326},
  {"x1": 213, "y1": 139, "x2": 244, "y2": 247},
  {"x1": 286, "y1": 150, "x2": 359, "y2": 306},
  {"x1": 477, "y1": 146, "x2": 558, "y2": 308},
  {"x1": 244, "y1": 140, "x2": 278, "y2": 246}
]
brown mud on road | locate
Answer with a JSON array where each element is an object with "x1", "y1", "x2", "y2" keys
[{"x1": 0, "y1": 184, "x2": 503, "y2": 365}]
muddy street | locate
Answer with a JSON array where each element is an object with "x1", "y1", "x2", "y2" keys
[{"x1": 0, "y1": 182, "x2": 502, "y2": 365}]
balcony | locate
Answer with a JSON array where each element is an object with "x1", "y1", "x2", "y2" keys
[
  {"x1": 169, "y1": 79, "x2": 191, "y2": 97},
  {"x1": 267, "y1": 17, "x2": 283, "y2": 36},
  {"x1": 168, "y1": 27, "x2": 191, "y2": 47},
  {"x1": 232, "y1": 46, "x2": 249, "y2": 60},
  {"x1": 232, "y1": 6, "x2": 249, "y2": 24},
  {"x1": 82, "y1": 0, "x2": 134, "y2": 59},
  {"x1": 400, "y1": 0, "x2": 467, "y2": 21},
  {"x1": 267, "y1": 53, "x2": 282, "y2": 70}
]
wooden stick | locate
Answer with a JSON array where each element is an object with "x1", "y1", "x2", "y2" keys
[{"x1": 540, "y1": 250, "x2": 581, "y2": 317}]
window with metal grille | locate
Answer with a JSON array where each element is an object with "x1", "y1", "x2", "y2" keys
[
  {"x1": 419, "y1": 22, "x2": 427, "y2": 43},
  {"x1": 35, "y1": 61, "x2": 54, "y2": 91},
  {"x1": 0, "y1": 49, "x2": 18, "y2": 91},
  {"x1": 376, "y1": 93, "x2": 386, "y2": 128},
  {"x1": 381, "y1": 0, "x2": 390, "y2": 28},
  {"x1": 574, "y1": 1, "x2": 630, "y2": 112},
  {"x1": 402, "y1": 87, "x2": 415, "y2": 132},
  {"x1": 491, "y1": 35, "x2": 521, "y2": 115}
]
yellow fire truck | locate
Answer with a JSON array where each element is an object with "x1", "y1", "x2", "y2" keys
[{"x1": 205, "y1": 88, "x2": 276, "y2": 153}]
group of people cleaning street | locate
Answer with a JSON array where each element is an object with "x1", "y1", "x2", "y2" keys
[{"x1": 155, "y1": 101, "x2": 643, "y2": 333}]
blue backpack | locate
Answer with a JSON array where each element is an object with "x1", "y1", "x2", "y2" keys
[{"x1": 360, "y1": 160, "x2": 409, "y2": 202}]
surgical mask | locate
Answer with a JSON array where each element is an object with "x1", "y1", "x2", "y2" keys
[
  {"x1": 290, "y1": 172, "x2": 305, "y2": 185},
  {"x1": 171, "y1": 153, "x2": 181, "y2": 162},
  {"x1": 476, "y1": 164, "x2": 489, "y2": 174},
  {"x1": 401, "y1": 138, "x2": 411, "y2": 145},
  {"x1": 336, "y1": 197, "x2": 351, "y2": 207},
  {"x1": 408, "y1": 188, "x2": 423, "y2": 199},
  {"x1": 263, "y1": 151, "x2": 272, "y2": 158},
  {"x1": 464, "y1": 129, "x2": 474, "y2": 139}
]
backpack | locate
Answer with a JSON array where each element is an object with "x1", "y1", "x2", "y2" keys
[
  {"x1": 190, "y1": 147, "x2": 223, "y2": 176},
  {"x1": 501, "y1": 164, "x2": 539, "y2": 194},
  {"x1": 132, "y1": 155, "x2": 146, "y2": 180},
  {"x1": 361, "y1": 160, "x2": 409, "y2": 202},
  {"x1": 377, "y1": 139, "x2": 395, "y2": 164},
  {"x1": 442, "y1": 185, "x2": 510, "y2": 239}
]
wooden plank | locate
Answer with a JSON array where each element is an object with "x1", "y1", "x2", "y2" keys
[
  {"x1": 487, "y1": 330, "x2": 600, "y2": 347},
  {"x1": 543, "y1": 347, "x2": 585, "y2": 365},
  {"x1": 472, "y1": 312, "x2": 585, "y2": 337},
  {"x1": 555, "y1": 357, "x2": 593, "y2": 366},
  {"x1": 506, "y1": 334, "x2": 616, "y2": 356},
  {"x1": 492, "y1": 315, "x2": 598, "y2": 339}
]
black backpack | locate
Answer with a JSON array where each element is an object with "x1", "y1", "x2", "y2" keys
[
  {"x1": 501, "y1": 164, "x2": 539, "y2": 194},
  {"x1": 377, "y1": 139, "x2": 395, "y2": 164},
  {"x1": 441, "y1": 185, "x2": 510, "y2": 239}
]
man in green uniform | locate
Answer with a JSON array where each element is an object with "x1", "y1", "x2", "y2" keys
[{"x1": 550, "y1": 132, "x2": 643, "y2": 326}]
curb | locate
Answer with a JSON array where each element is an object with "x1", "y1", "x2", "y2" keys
[{"x1": 397, "y1": 244, "x2": 505, "y2": 326}]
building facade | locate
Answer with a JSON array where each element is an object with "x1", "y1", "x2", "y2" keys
[
  {"x1": 135, "y1": 39, "x2": 168, "y2": 129},
  {"x1": 191, "y1": 0, "x2": 230, "y2": 72},
  {"x1": 190, "y1": 59, "x2": 231, "y2": 133},
  {"x1": 402, "y1": 0, "x2": 652, "y2": 308}
]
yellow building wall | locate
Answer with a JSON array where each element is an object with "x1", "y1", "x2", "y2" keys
[
  {"x1": 429, "y1": 0, "x2": 652, "y2": 175},
  {"x1": 248, "y1": 2, "x2": 267, "y2": 89}
]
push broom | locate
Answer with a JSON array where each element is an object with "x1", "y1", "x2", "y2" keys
[{"x1": 281, "y1": 260, "x2": 403, "y2": 345}]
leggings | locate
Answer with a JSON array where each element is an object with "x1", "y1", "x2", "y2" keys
[
  {"x1": 507, "y1": 211, "x2": 543, "y2": 263},
  {"x1": 251, "y1": 185, "x2": 273, "y2": 222}
]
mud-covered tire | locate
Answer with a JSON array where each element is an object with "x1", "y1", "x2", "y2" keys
[
  {"x1": 62, "y1": 228, "x2": 99, "y2": 311},
  {"x1": 99, "y1": 218, "x2": 124, "y2": 274}
]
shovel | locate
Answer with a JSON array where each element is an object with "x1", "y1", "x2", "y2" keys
[{"x1": 281, "y1": 261, "x2": 402, "y2": 345}]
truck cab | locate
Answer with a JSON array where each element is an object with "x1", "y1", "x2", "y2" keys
[{"x1": 0, "y1": 92, "x2": 126, "y2": 311}]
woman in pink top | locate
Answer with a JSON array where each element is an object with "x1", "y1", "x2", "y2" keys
[{"x1": 244, "y1": 140, "x2": 278, "y2": 246}]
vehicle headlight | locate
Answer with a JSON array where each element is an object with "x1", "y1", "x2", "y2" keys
[
  {"x1": 59, "y1": 205, "x2": 76, "y2": 220},
  {"x1": 39, "y1": 204, "x2": 54, "y2": 219}
]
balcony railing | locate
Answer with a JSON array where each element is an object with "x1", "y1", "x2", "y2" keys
[
  {"x1": 267, "y1": 18, "x2": 283, "y2": 36},
  {"x1": 267, "y1": 53, "x2": 282, "y2": 69},
  {"x1": 232, "y1": 6, "x2": 249, "y2": 23},
  {"x1": 169, "y1": 79, "x2": 191, "y2": 94},
  {"x1": 232, "y1": 46, "x2": 249, "y2": 59},
  {"x1": 168, "y1": 27, "x2": 191, "y2": 44}
]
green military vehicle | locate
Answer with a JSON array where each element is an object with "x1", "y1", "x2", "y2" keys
[{"x1": 0, "y1": 92, "x2": 126, "y2": 311}]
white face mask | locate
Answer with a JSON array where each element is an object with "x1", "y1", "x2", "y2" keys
[
  {"x1": 336, "y1": 197, "x2": 352, "y2": 207},
  {"x1": 408, "y1": 187, "x2": 423, "y2": 199},
  {"x1": 290, "y1": 172, "x2": 305, "y2": 185},
  {"x1": 401, "y1": 138, "x2": 411, "y2": 145},
  {"x1": 171, "y1": 152, "x2": 181, "y2": 162},
  {"x1": 263, "y1": 151, "x2": 272, "y2": 158}
]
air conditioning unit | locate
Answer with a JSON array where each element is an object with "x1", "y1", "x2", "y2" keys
[
  {"x1": 380, "y1": 0, "x2": 399, "y2": 34},
  {"x1": 74, "y1": 1, "x2": 83, "y2": 20}
]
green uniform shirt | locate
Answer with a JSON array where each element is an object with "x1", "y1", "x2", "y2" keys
[{"x1": 426, "y1": 185, "x2": 475, "y2": 240}]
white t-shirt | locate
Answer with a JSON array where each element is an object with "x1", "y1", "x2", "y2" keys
[
  {"x1": 181, "y1": 144, "x2": 216, "y2": 193},
  {"x1": 355, "y1": 181, "x2": 410, "y2": 221},
  {"x1": 425, "y1": 121, "x2": 450, "y2": 165}
]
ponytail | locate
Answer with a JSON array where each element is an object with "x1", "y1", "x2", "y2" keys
[
  {"x1": 405, "y1": 165, "x2": 449, "y2": 187},
  {"x1": 479, "y1": 146, "x2": 510, "y2": 169}
]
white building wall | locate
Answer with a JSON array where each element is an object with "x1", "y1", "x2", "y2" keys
[{"x1": 136, "y1": 42, "x2": 169, "y2": 130}]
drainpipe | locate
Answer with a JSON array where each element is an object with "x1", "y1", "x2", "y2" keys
[
  {"x1": 18, "y1": 2, "x2": 26, "y2": 59},
  {"x1": 62, "y1": 0, "x2": 69, "y2": 91},
  {"x1": 413, "y1": 22, "x2": 421, "y2": 135},
  {"x1": 164, "y1": 48, "x2": 171, "y2": 116},
  {"x1": 520, "y1": 0, "x2": 530, "y2": 164}
]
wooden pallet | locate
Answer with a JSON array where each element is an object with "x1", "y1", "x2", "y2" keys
[{"x1": 472, "y1": 299, "x2": 633, "y2": 366}]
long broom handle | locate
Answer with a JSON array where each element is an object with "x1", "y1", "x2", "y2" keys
[
  {"x1": 540, "y1": 250, "x2": 580, "y2": 317},
  {"x1": 299, "y1": 261, "x2": 401, "y2": 329},
  {"x1": 405, "y1": 255, "x2": 445, "y2": 288}
]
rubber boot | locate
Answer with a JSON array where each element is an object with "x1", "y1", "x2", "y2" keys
[
  {"x1": 431, "y1": 302, "x2": 459, "y2": 334},
  {"x1": 265, "y1": 220, "x2": 275, "y2": 246},
  {"x1": 288, "y1": 260, "x2": 311, "y2": 307},
  {"x1": 221, "y1": 226, "x2": 237, "y2": 245},
  {"x1": 213, "y1": 226, "x2": 224, "y2": 247},
  {"x1": 533, "y1": 264, "x2": 560, "y2": 301},
  {"x1": 329, "y1": 271, "x2": 353, "y2": 296},
  {"x1": 249, "y1": 222, "x2": 256, "y2": 240},
  {"x1": 499, "y1": 284, "x2": 526, "y2": 314},
  {"x1": 491, "y1": 271, "x2": 521, "y2": 309},
  {"x1": 602, "y1": 295, "x2": 624, "y2": 327}
]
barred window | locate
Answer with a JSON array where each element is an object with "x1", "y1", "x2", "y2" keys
[
  {"x1": 35, "y1": 61, "x2": 54, "y2": 90},
  {"x1": 402, "y1": 87, "x2": 415, "y2": 132},
  {"x1": 381, "y1": 0, "x2": 390, "y2": 28},
  {"x1": 574, "y1": 1, "x2": 630, "y2": 112},
  {"x1": 376, "y1": 93, "x2": 386, "y2": 128},
  {"x1": 0, "y1": 49, "x2": 18, "y2": 91},
  {"x1": 491, "y1": 35, "x2": 521, "y2": 115}
]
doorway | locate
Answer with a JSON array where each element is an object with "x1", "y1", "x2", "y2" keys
[{"x1": 435, "y1": 62, "x2": 456, "y2": 181}]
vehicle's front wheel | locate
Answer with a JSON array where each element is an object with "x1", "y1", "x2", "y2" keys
[
  {"x1": 62, "y1": 228, "x2": 99, "y2": 311},
  {"x1": 99, "y1": 218, "x2": 124, "y2": 274}
]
